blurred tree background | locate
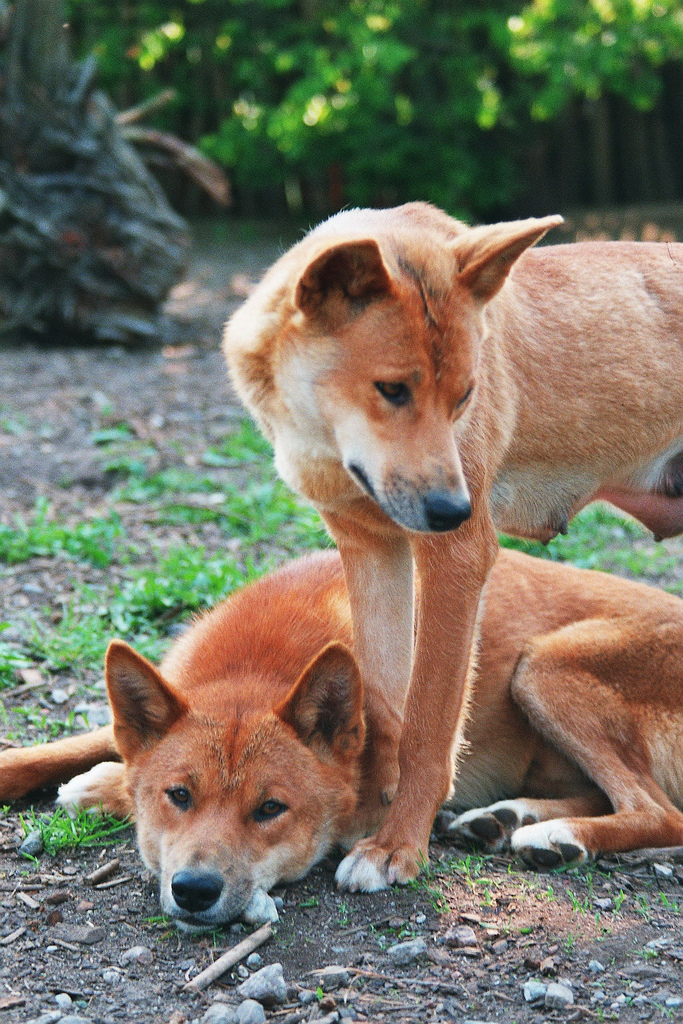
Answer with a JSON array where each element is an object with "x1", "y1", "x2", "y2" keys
[{"x1": 66, "y1": 0, "x2": 683, "y2": 220}]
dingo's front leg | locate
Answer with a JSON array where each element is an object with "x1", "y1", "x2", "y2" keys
[
  {"x1": 336, "y1": 511, "x2": 497, "y2": 890},
  {"x1": 324, "y1": 512, "x2": 414, "y2": 813}
]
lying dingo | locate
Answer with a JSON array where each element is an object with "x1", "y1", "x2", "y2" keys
[
  {"x1": 223, "y1": 202, "x2": 683, "y2": 889},
  {"x1": 2, "y1": 549, "x2": 683, "y2": 930}
]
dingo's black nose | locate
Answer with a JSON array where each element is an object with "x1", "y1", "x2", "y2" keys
[
  {"x1": 424, "y1": 492, "x2": 472, "y2": 532},
  {"x1": 171, "y1": 869, "x2": 223, "y2": 913}
]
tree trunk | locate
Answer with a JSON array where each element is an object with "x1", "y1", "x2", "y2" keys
[{"x1": 0, "y1": 0, "x2": 190, "y2": 342}]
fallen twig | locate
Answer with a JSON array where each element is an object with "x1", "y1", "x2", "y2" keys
[
  {"x1": 183, "y1": 922, "x2": 273, "y2": 992},
  {"x1": 86, "y1": 857, "x2": 120, "y2": 885},
  {"x1": 93, "y1": 874, "x2": 134, "y2": 890},
  {"x1": 316, "y1": 966, "x2": 466, "y2": 999}
]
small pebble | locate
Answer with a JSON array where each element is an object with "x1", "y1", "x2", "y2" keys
[
  {"x1": 414, "y1": 913, "x2": 426, "y2": 925},
  {"x1": 237, "y1": 962, "x2": 287, "y2": 1005},
  {"x1": 386, "y1": 937, "x2": 427, "y2": 965},
  {"x1": 50, "y1": 687, "x2": 70, "y2": 704},
  {"x1": 653, "y1": 862, "x2": 674, "y2": 879},
  {"x1": 246, "y1": 952, "x2": 262, "y2": 970},
  {"x1": 102, "y1": 969, "x2": 122, "y2": 985},
  {"x1": 593, "y1": 897, "x2": 613, "y2": 911},
  {"x1": 666, "y1": 997, "x2": 683, "y2": 1008},
  {"x1": 19, "y1": 830, "x2": 44, "y2": 858},
  {"x1": 298, "y1": 989, "x2": 318, "y2": 1005},
  {"x1": 545, "y1": 982, "x2": 574, "y2": 1009},
  {"x1": 202, "y1": 1005, "x2": 239, "y2": 1024},
  {"x1": 237, "y1": 1000, "x2": 266, "y2": 1024},
  {"x1": 272, "y1": 895, "x2": 284, "y2": 910},
  {"x1": 237, "y1": 964, "x2": 249, "y2": 979},
  {"x1": 444, "y1": 925, "x2": 477, "y2": 948},
  {"x1": 589, "y1": 959, "x2": 605, "y2": 973},
  {"x1": 120, "y1": 944, "x2": 153, "y2": 966},
  {"x1": 523, "y1": 980, "x2": 547, "y2": 1003},
  {"x1": 55, "y1": 993, "x2": 73, "y2": 1008},
  {"x1": 319, "y1": 965, "x2": 350, "y2": 990}
]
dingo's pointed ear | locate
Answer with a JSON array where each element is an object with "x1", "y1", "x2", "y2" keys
[
  {"x1": 277, "y1": 642, "x2": 365, "y2": 761},
  {"x1": 105, "y1": 640, "x2": 189, "y2": 761},
  {"x1": 295, "y1": 239, "x2": 392, "y2": 315},
  {"x1": 454, "y1": 215, "x2": 563, "y2": 303}
]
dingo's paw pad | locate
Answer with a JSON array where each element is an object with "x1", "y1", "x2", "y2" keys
[
  {"x1": 335, "y1": 837, "x2": 421, "y2": 892},
  {"x1": 449, "y1": 799, "x2": 539, "y2": 851},
  {"x1": 510, "y1": 820, "x2": 587, "y2": 869}
]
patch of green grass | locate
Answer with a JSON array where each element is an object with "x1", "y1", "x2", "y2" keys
[
  {"x1": 0, "y1": 498, "x2": 124, "y2": 567},
  {"x1": 202, "y1": 418, "x2": 273, "y2": 466},
  {"x1": 28, "y1": 546, "x2": 263, "y2": 673},
  {"x1": 0, "y1": 624, "x2": 32, "y2": 688},
  {"x1": 90, "y1": 422, "x2": 135, "y2": 445},
  {"x1": 10, "y1": 706, "x2": 81, "y2": 740},
  {"x1": 500, "y1": 504, "x2": 677, "y2": 580},
  {"x1": 20, "y1": 805, "x2": 132, "y2": 856}
]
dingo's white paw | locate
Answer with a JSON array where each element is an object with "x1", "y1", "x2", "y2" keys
[
  {"x1": 57, "y1": 762, "x2": 128, "y2": 817},
  {"x1": 449, "y1": 799, "x2": 539, "y2": 851},
  {"x1": 511, "y1": 820, "x2": 588, "y2": 868}
]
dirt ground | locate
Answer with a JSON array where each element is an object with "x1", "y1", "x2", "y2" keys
[{"x1": 1, "y1": 213, "x2": 683, "y2": 1024}]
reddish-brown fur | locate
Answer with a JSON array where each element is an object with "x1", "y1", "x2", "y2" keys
[
  {"x1": 223, "y1": 202, "x2": 683, "y2": 888},
  {"x1": 2, "y1": 549, "x2": 683, "y2": 922}
]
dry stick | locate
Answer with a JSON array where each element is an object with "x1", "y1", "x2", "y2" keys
[
  {"x1": 340, "y1": 966, "x2": 467, "y2": 999},
  {"x1": 183, "y1": 923, "x2": 273, "y2": 993},
  {"x1": 85, "y1": 858, "x2": 120, "y2": 885}
]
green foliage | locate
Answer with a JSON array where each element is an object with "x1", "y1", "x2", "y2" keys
[
  {"x1": 507, "y1": 0, "x2": 683, "y2": 118},
  {"x1": 63, "y1": 0, "x2": 683, "y2": 217},
  {"x1": 0, "y1": 498, "x2": 123, "y2": 568}
]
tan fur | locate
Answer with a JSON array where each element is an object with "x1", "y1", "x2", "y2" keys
[
  {"x1": 223, "y1": 202, "x2": 683, "y2": 887},
  {"x1": 2, "y1": 550, "x2": 683, "y2": 919}
]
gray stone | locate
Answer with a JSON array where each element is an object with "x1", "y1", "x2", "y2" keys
[
  {"x1": 272, "y1": 895, "x2": 284, "y2": 911},
  {"x1": 23, "y1": 1015, "x2": 62, "y2": 1024},
  {"x1": 386, "y1": 937, "x2": 427, "y2": 965},
  {"x1": 58, "y1": 1017, "x2": 94, "y2": 1024},
  {"x1": 298, "y1": 989, "x2": 318, "y2": 1005},
  {"x1": 589, "y1": 959, "x2": 605, "y2": 973},
  {"x1": 666, "y1": 997, "x2": 683, "y2": 1008},
  {"x1": 444, "y1": 925, "x2": 477, "y2": 948},
  {"x1": 545, "y1": 982, "x2": 574, "y2": 1009},
  {"x1": 202, "y1": 1005, "x2": 239, "y2": 1024},
  {"x1": 523, "y1": 980, "x2": 547, "y2": 1002},
  {"x1": 653, "y1": 862, "x2": 674, "y2": 879},
  {"x1": 55, "y1": 992, "x2": 73, "y2": 1008},
  {"x1": 237, "y1": 962, "x2": 287, "y2": 1005},
  {"x1": 593, "y1": 897, "x2": 613, "y2": 911},
  {"x1": 52, "y1": 924, "x2": 106, "y2": 945},
  {"x1": 237, "y1": 1000, "x2": 266, "y2": 1024},
  {"x1": 19, "y1": 829, "x2": 44, "y2": 858},
  {"x1": 236, "y1": 964, "x2": 249, "y2": 979},
  {"x1": 120, "y1": 944, "x2": 153, "y2": 965},
  {"x1": 102, "y1": 969, "x2": 123, "y2": 985},
  {"x1": 246, "y1": 952, "x2": 262, "y2": 970},
  {"x1": 319, "y1": 964, "x2": 350, "y2": 990}
]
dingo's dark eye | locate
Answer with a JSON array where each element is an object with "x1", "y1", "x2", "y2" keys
[
  {"x1": 375, "y1": 381, "x2": 411, "y2": 406},
  {"x1": 457, "y1": 386, "x2": 473, "y2": 408},
  {"x1": 254, "y1": 799, "x2": 287, "y2": 822},
  {"x1": 166, "y1": 787, "x2": 191, "y2": 809}
]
